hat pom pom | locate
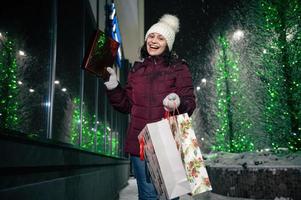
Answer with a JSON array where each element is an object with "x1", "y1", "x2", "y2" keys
[{"x1": 159, "y1": 14, "x2": 180, "y2": 33}]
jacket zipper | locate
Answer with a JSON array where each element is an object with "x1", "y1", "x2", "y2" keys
[{"x1": 149, "y1": 57, "x2": 157, "y2": 121}]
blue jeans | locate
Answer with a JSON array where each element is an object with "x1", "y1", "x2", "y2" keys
[{"x1": 130, "y1": 156, "x2": 179, "y2": 200}]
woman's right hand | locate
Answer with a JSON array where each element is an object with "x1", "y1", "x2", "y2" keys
[
  {"x1": 104, "y1": 67, "x2": 118, "y2": 90},
  {"x1": 163, "y1": 93, "x2": 180, "y2": 111}
]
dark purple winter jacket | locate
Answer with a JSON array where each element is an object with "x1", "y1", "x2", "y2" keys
[{"x1": 107, "y1": 56, "x2": 196, "y2": 156}]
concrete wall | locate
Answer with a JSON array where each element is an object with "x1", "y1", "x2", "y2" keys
[
  {"x1": 115, "y1": 0, "x2": 145, "y2": 64},
  {"x1": 207, "y1": 166, "x2": 301, "y2": 199},
  {"x1": 0, "y1": 132, "x2": 130, "y2": 200}
]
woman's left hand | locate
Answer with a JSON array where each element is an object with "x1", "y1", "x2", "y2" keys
[{"x1": 163, "y1": 93, "x2": 180, "y2": 111}]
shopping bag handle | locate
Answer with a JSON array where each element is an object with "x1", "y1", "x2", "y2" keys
[
  {"x1": 164, "y1": 101, "x2": 180, "y2": 119},
  {"x1": 164, "y1": 110, "x2": 170, "y2": 119},
  {"x1": 139, "y1": 137, "x2": 145, "y2": 160}
]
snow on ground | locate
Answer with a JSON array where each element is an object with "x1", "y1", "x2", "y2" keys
[
  {"x1": 182, "y1": 150, "x2": 300, "y2": 200},
  {"x1": 181, "y1": 192, "x2": 292, "y2": 200},
  {"x1": 204, "y1": 150, "x2": 301, "y2": 167}
]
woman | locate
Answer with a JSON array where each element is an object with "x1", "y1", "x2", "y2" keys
[{"x1": 104, "y1": 14, "x2": 196, "y2": 200}]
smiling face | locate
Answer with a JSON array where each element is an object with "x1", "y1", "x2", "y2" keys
[{"x1": 146, "y1": 33, "x2": 168, "y2": 56}]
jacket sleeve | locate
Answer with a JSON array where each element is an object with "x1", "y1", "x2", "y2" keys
[
  {"x1": 175, "y1": 61, "x2": 196, "y2": 116},
  {"x1": 106, "y1": 73, "x2": 133, "y2": 114}
]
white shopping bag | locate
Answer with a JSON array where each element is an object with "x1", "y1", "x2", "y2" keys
[{"x1": 139, "y1": 119, "x2": 191, "y2": 200}]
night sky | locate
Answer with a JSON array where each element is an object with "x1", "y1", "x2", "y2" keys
[{"x1": 145, "y1": 0, "x2": 239, "y2": 72}]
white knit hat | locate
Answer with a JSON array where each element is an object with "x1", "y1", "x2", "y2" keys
[{"x1": 145, "y1": 14, "x2": 180, "y2": 51}]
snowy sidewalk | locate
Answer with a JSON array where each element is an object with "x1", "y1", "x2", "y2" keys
[
  {"x1": 118, "y1": 177, "x2": 192, "y2": 200},
  {"x1": 118, "y1": 177, "x2": 270, "y2": 200}
]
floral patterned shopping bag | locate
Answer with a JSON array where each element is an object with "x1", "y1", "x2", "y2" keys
[{"x1": 169, "y1": 113, "x2": 212, "y2": 195}]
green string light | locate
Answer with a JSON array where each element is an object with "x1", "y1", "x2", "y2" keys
[
  {"x1": 212, "y1": 0, "x2": 301, "y2": 153},
  {"x1": 96, "y1": 121, "x2": 106, "y2": 154},
  {"x1": 70, "y1": 97, "x2": 119, "y2": 156},
  {"x1": 71, "y1": 97, "x2": 81, "y2": 145},
  {"x1": 0, "y1": 33, "x2": 20, "y2": 130},
  {"x1": 260, "y1": 0, "x2": 301, "y2": 151},
  {"x1": 213, "y1": 36, "x2": 254, "y2": 153}
]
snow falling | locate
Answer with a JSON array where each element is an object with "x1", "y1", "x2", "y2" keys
[{"x1": 191, "y1": 0, "x2": 301, "y2": 154}]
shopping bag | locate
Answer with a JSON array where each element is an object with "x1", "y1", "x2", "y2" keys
[
  {"x1": 169, "y1": 113, "x2": 212, "y2": 195},
  {"x1": 82, "y1": 29, "x2": 119, "y2": 81},
  {"x1": 139, "y1": 119, "x2": 191, "y2": 200}
]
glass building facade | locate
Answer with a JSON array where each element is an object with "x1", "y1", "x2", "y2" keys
[{"x1": 0, "y1": 0, "x2": 128, "y2": 157}]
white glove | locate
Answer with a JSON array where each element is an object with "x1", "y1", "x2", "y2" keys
[
  {"x1": 163, "y1": 93, "x2": 180, "y2": 111},
  {"x1": 104, "y1": 67, "x2": 118, "y2": 90}
]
